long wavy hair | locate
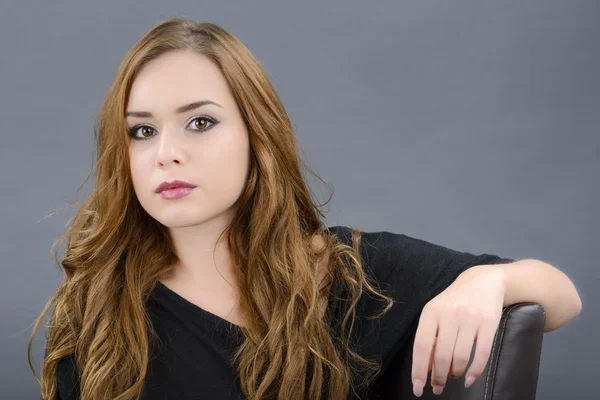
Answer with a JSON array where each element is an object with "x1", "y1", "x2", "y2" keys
[{"x1": 28, "y1": 17, "x2": 394, "y2": 400}]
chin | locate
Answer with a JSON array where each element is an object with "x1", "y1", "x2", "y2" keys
[{"x1": 153, "y1": 212, "x2": 205, "y2": 228}]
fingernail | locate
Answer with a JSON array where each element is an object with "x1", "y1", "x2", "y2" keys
[
  {"x1": 413, "y1": 379, "x2": 424, "y2": 397},
  {"x1": 465, "y1": 375, "x2": 476, "y2": 388},
  {"x1": 432, "y1": 385, "x2": 444, "y2": 395}
]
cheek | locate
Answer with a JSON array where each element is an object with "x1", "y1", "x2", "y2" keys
[
  {"x1": 128, "y1": 154, "x2": 148, "y2": 193},
  {"x1": 206, "y1": 145, "x2": 249, "y2": 193}
]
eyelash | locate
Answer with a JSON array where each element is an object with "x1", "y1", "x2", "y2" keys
[{"x1": 128, "y1": 115, "x2": 219, "y2": 141}]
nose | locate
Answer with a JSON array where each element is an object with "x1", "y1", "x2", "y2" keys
[{"x1": 155, "y1": 126, "x2": 186, "y2": 167}]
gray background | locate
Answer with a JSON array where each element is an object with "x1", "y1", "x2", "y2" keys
[{"x1": 1, "y1": 0, "x2": 597, "y2": 398}]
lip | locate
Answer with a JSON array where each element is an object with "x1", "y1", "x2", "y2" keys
[
  {"x1": 155, "y1": 180, "x2": 197, "y2": 193},
  {"x1": 159, "y1": 187, "x2": 195, "y2": 200}
]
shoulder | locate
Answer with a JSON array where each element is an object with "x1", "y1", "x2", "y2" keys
[
  {"x1": 322, "y1": 225, "x2": 409, "y2": 264},
  {"x1": 321, "y1": 225, "x2": 508, "y2": 283}
]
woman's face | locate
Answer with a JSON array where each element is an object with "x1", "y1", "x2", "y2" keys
[{"x1": 126, "y1": 49, "x2": 250, "y2": 229}]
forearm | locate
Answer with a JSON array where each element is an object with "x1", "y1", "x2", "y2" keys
[{"x1": 498, "y1": 259, "x2": 582, "y2": 332}]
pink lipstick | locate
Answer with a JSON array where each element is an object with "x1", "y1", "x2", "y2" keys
[{"x1": 155, "y1": 180, "x2": 197, "y2": 199}]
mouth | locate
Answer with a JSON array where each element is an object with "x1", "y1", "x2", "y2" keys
[
  {"x1": 158, "y1": 186, "x2": 195, "y2": 200},
  {"x1": 155, "y1": 180, "x2": 197, "y2": 193}
]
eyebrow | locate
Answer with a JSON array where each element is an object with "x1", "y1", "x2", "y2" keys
[{"x1": 125, "y1": 100, "x2": 223, "y2": 118}]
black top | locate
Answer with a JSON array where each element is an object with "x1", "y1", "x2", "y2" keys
[{"x1": 55, "y1": 225, "x2": 514, "y2": 399}]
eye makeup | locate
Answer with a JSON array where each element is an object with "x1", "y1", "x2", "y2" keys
[{"x1": 127, "y1": 115, "x2": 219, "y2": 141}]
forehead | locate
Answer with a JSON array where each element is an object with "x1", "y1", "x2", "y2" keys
[{"x1": 126, "y1": 50, "x2": 230, "y2": 112}]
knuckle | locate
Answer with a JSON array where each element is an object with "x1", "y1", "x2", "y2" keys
[
  {"x1": 431, "y1": 377, "x2": 447, "y2": 386},
  {"x1": 470, "y1": 358, "x2": 488, "y2": 373},
  {"x1": 455, "y1": 304, "x2": 472, "y2": 315},
  {"x1": 475, "y1": 346, "x2": 492, "y2": 359},
  {"x1": 456, "y1": 306, "x2": 480, "y2": 321},
  {"x1": 413, "y1": 339, "x2": 429, "y2": 352},
  {"x1": 436, "y1": 354, "x2": 452, "y2": 365},
  {"x1": 452, "y1": 355, "x2": 469, "y2": 367}
]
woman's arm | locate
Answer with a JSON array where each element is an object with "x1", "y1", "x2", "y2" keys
[
  {"x1": 496, "y1": 258, "x2": 582, "y2": 332},
  {"x1": 410, "y1": 258, "x2": 582, "y2": 396}
]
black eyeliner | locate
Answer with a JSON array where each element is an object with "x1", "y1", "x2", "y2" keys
[{"x1": 128, "y1": 115, "x2": 219, "y2": 141}]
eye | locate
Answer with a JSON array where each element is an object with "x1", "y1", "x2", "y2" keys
[
  {"x1": 128, "y1": 115, "x2": 219, "y2": 141},
  {"x1": 128, "y1": 125, "x2": 155, "y2": 141},
  {"x1": 188, "y1": 116, "x2": 218, "y2": 132}
]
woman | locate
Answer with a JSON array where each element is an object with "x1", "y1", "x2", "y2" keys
[{"x1": 28, "y1": 17, "x2": 582, "y2": 400}]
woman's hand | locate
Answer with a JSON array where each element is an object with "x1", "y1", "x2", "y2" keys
[{"x1": 411, "y1": 264, "x2": 506, "y2": 397}]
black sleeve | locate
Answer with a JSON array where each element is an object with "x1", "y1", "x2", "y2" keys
[
  {"x1": 328, "y1": 226, "x2": 516, "y2": 370},
  {"x1": 56, "y1": 354, "x2": 81, "y2": 400},
  {"x1": 359, "y1": 228, "x2": 516, "y2": 310}
]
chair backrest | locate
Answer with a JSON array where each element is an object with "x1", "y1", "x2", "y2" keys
[{"x1": 370, "y1": 303, "x2": 546, "y2": 399}]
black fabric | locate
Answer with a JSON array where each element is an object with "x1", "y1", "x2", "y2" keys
[{"x1": 55, "y1": 225, "x2": 515, "y2": 399}]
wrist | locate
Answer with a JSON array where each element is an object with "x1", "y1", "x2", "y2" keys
[{"x1": 460, "y1": 263, "x2": 507, "y2": 302}]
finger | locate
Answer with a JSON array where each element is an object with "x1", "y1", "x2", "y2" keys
[
  {"x1": 430, "y1": 315, "x2": 459, "y2": 391},
  {"x1": 464, "y1": 319, "x2": 499, "y2": 388},
  {"x1": 450, "y1": 323, "x2": 478, "y2": 378},
  {"x1": 428, "y1": 336, "x2": 436, "y2": 374},
  {"x1": 411, "y1": 309, "x2": 438, "y2": 397}
]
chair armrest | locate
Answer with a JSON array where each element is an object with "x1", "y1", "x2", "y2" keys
[{"x1": 370, "y1": 302, "x2": 546, "y2": 399}]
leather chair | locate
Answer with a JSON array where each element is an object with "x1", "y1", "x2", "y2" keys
[{"x1": 370, "y1": 303, "x2": 546, "y2": 399}]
